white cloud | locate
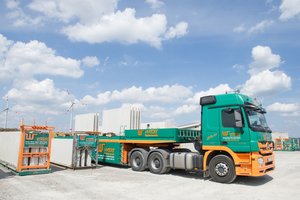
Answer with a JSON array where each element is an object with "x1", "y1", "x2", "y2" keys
[
  {"x1": 233, "y1": 64, "x2": 245, "y2": 71},
  {"x1": 6, "y1": 0, "x2": 20, "y2": 9},
  {"x1": 247, "y1": 20, "x2": 274, "y2": 35},
  {"x1": 186, "y1": 84, "x2": 232, "y2": 105},
  {"x1": 6, "y1": 0, "x2": 43, "y2": 27},
  {"x1": 0, "y1": 35, "x2": 84, "y2": 83},
  {"x1": 267, "y1": 102, "x2": 300, "y2": 116},
  {"x1": 0, "y1": 34, "x2": 13, "y2": 57},
  {"x1": 5, "y1": 78, "x2": 68, "y2": 105},
  {"x1": 248, "y1": 45, "x2": 281, "y2": 75},
  {"x1": 240, "y1": 70, "x2": 291, "y2": 96},
  {"x1": 82, "y1": 56, "x2": 100, "y2": 67},
  {"x1": 146, "y1": 0, "x2": 164, "y2": 9},
  {"x1": 164, "y1": 22, "x2": 189, "y2": 40},
  {"x1": 279, "y1": 0, "x2": 300, "y2": 20},
  {"x1": 173, "y1": 104, "x2": 199, "y2": 115},
  {"x1": 81, "y1": 84, "x2": 193, "y2": 105},
  {"x1": 61, "y1": 8, "x2": 188, "y2": 49},
  {"x1": 233, "y1": 24, "x2": 246, "y2": 33},
  {"x1": 28, "y1": 0, "x2": 118, "y2": 24},
  {"x1": 6, "y1": 1, "x2": 188, "y2": 49},
  {"x1": 267, "y1": 102, "x2": 299, "y2": 112}
]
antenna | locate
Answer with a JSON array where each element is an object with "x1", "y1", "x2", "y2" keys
[
  {"x1": 0, "y1": 96, "x2": 20, "y2": 128},
  {"x1": 65, "y1": 90, "x2": 87, "y2": 132}
]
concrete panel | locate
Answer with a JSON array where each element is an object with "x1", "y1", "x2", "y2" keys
[
  {"x1": 75, "y1": 113, "x2": 99, "y2": 132},
  {"x1": 0, "y1": 131, "x2": 21, "y2": 168},
  {"x1": 100, "y1": 107, "x2": 141, "y2": 135},
  {"x1": 50, "y1": 138, "x2": 73, "y2": 167}
]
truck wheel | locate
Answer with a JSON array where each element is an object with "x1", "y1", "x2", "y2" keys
[
  {"x1": 148, "y1": 152, "x2": 167, "y2": 174},
  {"x1": 130, "y1": 151, "x2": 146, "y2": 171},
  {"x1": 209, "y1": 155, "x2": 236, "y2": 183}
]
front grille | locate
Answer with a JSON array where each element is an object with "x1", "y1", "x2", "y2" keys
[{"x1": 258, "y1": 142, "x2": 273, "y2": 155}]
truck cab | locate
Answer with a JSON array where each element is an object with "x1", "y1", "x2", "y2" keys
[{"x1": 200, "y1": 93, "x2": 275, "y2": 183}]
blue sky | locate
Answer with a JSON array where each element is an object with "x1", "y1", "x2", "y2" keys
[{"x1": 0, "y1": 0, "x2": 299, "y2": 137}]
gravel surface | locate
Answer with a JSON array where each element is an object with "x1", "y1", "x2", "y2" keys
[{"x1": 1, "y1": 151, "x2": 299, "y2": 200}]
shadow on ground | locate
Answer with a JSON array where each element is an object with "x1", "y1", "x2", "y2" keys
[
  {"x1": 165, "y1": 169, "x2": 273, "y2": 186},
  {"x1": 0, "y1": 166, "x2": 15, "y2": 179}
]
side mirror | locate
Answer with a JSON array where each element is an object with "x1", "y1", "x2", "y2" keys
[{"x1": 234, "y1": 109, "x2": 243, "y2": 128}]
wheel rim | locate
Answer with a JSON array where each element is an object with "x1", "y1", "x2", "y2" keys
[
  {"x1": 215, "y1": 162, "x2": 229, "y2": 176},
  {"x1": 151, "y1": 157, "x2": 160, "y2": 169},
  {"x1": 134, "y1": 157, "x2": 141, "y2": 166}
]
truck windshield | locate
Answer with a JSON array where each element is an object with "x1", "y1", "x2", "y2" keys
[{"x1": 245, "y1": 107, "x2": 272, "y2": 133}]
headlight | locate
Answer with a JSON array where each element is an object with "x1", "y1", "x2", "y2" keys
[{"x1": 257, "y1": 157, "x2": 264, "y2": 164}]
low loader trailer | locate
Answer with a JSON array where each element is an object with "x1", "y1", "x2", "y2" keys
[{"x1": 94, "y1": 93, "x2": 275, "y2": 183}]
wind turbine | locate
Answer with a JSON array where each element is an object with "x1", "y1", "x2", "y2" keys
[
  {"x1": 0, "y1": 96, "x2": 20, "y2": 129},
  {"x1": 65, "y1": 90, "x2": 87, "y2": 132}
]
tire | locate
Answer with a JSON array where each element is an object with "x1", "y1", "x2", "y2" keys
[
  {"x1": 165, "y1": 167, "x2": 172, "y2": 173},
  {"x1": 148, "y1": 152, "x2": 167, "y2": 174},
  {"x1": 209, "y1": 155, "x2": 237, "y2": 183},
  {"x1": 130, "y1": 151, "x2": 146, "y2": 171}
]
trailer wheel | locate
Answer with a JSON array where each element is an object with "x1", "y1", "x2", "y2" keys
[
  {"x1": 209, "y1": 155, "x2": 236, "y2": 183},
  {"x1": 130, "y1": 151, "x2": 146, "y2": 171},
  {"x1": 148, "y1": 152, "x2": 167, "y2": 174}
]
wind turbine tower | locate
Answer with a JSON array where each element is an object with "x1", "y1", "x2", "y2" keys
[
  {"x1": 0, "y1": 96, "x2": 20, "y2": 128},
  {"x1": 65, "y1": 90, "x2": 87, "y2": 132}
]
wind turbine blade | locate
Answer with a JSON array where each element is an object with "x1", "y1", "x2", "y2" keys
[
  {"x1": 9, "y1": 108, "x2": 20, "y2": 115},
  {"x1": 65, "y1": 104, "x2": 73, "y2": 114},
  {"x1": 67, "y1": 89, "x2": 74, "y2": 103},
  {"x1": 0, "y1": 109, "x2": 8, "y2": 113}
]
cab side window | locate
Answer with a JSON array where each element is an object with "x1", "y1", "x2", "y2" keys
[{"x1": 221, "y1": 108, "x2": 244, "y2": 127}]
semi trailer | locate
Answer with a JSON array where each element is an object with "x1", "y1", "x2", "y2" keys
[{"x1": 94, "y1": 93, "x2": 275, "y2": 183}]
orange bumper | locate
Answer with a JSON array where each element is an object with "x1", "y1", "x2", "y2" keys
[{"x1": 236, "y1": 152, "x2": 275, "y2": 177}]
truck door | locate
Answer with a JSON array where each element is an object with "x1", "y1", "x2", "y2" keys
[{"x1": 219, "y1": 106, "x2": 250, "y2": 152}]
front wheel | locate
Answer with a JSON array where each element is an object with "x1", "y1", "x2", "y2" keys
[{"x1": 209, "y1": 155, "x2": 236, "y2": 183}]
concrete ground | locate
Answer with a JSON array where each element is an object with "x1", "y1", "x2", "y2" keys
[{"x1": 0, "y1": 151, "x2": 299, "y2": 200}]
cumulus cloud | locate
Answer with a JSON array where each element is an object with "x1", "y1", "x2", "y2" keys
[
  {"x1": 186, "y1": 84, "x2": 232, "y2": 105},
  {"x1": 0, "y1": 34, "x2": 84, "y2": 83},
  {"x1": 247, "y1": 20, "x2": 274, "y2": 35},
  {"x1": 81, "y1": 84, "x2": 193, "y2": 105},
  {"x1": 240, "y1": 70, "x2": 291, "y2": 96},
  {"x1": 248, "y1": 45, "x2": 281, "y2": 75},
  {"x1": 6, "y1": 0, "x2": 43, "y2": 27},
  {"x1": 28, "y1": 0, "x2": 118, "y2": 24},
  {"x1": 82, "y1": 56, "x2": 100, "y2": 67},
  {"x1": 146, "y1": 0, "x2": 164, "y2": 9},
  {"x1": 61, "y1": 8, "x2": 188, "y2": 49},
  {"x1": 164, "y1": 22, "x2": 189, "y2": 40},
  {"x1": 173, "y1": 104, "x2": 199, "y2": 115},
  {"x1": 267, "y1": 102, "x2": 300, "y2": 116},
  {"x1": 233, "y1": 64, "x2": 245, "y2": 72},
  {"x1": 279, "y1": 0, "x2": 300, "y2": 20},
  {"x1": 6, "y1": 0, "x2": 188, "y2": 49}
]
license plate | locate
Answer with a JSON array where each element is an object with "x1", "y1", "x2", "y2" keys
[{"x1": 268, "y1": 158, "x2": 272, "y2": 162}]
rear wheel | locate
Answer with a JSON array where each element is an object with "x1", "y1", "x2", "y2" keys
[
  {"x1": 209, "y1": 155, "x2": 236, "y2": 183},
  {"x1": 148, "y1": 152, "x2": 167, "y2": 174},
  {"x1": 130, "y1": 151, "x2": 146, "y2": 171}
]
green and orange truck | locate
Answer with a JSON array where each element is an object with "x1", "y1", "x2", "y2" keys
[{"x1": 94, "y1": 93, "x2": 275, "y2": 183}]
